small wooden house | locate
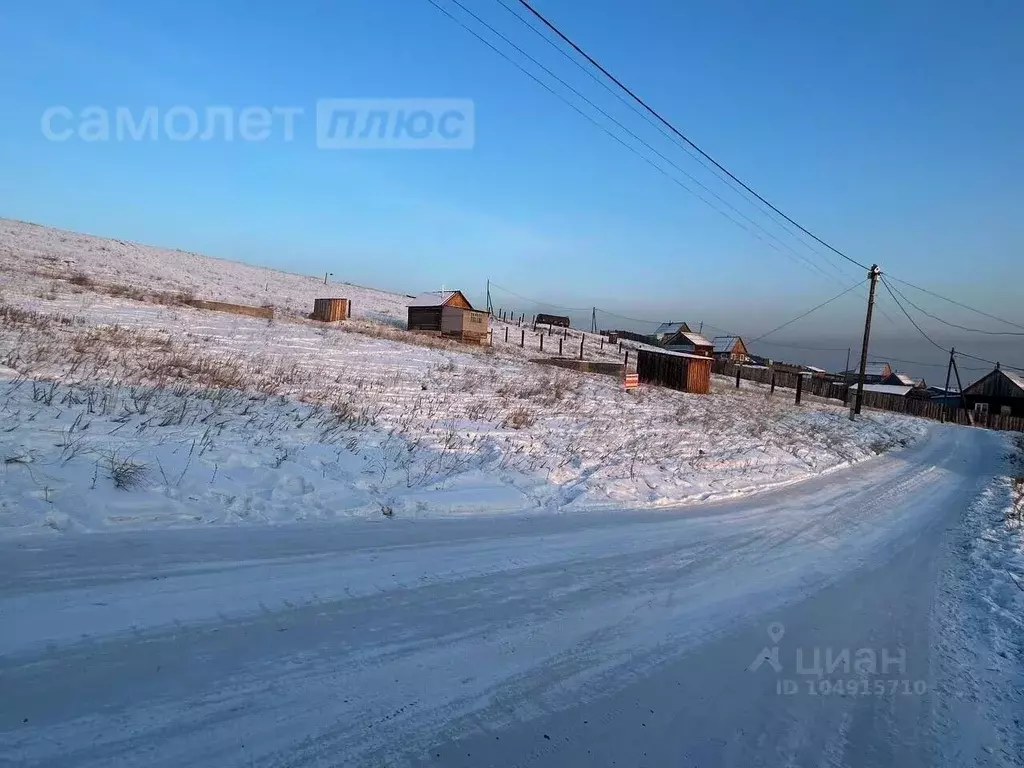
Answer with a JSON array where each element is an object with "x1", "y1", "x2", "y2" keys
[
  {"x1": 663, "y1": 329, "x2": 714, "y2": 357},
  {"x1": 711, "y1": 336, "x2": 749, "y2": 362},
  {"x1": 962, "y1": 367, "x2": 1024, "y2": 417},
  {"x1": 882, "y1": 371, "x2": 926, "y2": 389},
  {"x1": 407, "y1": 290, "x2": 489, "y2": 344},
  {"x1": 840, "y1": 361, "x2": 891, "y2": 384},
  {"x1": 652, "y1": 321, "x2": 692, "y2": 344},
  {"x1": 636, "y1": 348, "x2": 712, "y2": 394}
]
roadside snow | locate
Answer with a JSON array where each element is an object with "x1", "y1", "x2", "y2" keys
[{"x1": 0, "y1": 219, "x2": 928, "y2": 535}]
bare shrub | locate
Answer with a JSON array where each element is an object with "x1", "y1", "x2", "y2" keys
[
  {"x1": 68, "y1": 272, "x2": 92, "y2": 287},
  {"x1": 504, "y1": 406, "x2": 536, "y2": 430},
  {"x1": 106, "y1": 452, "x2": 149, "y2": 490}
]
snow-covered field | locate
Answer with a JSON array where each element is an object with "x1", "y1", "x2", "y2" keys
[{"x1": 0, "y1": 218, "x2": 928, "y2": 535}]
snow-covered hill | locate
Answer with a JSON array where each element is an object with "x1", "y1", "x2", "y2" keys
[
  {"x1": 0, "y1": 218, "x2": 411, "y2": 322},
  {"x1": 0, "y1": 218, "x2": 928, "y2": 534}
]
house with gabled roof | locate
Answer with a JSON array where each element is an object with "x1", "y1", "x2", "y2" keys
[
  {"x1": 652, "y1": 321, "x2": 692, "y2": 343},
  {"x1": 962, "y1": 366, "x2": 1024, "y2": 417},
  {"x1": 711, "y1": 335, "x2": 749, "y2": 362},
  {"x1": 663, "y1": 329, "x2": 714, "y2": 357}
]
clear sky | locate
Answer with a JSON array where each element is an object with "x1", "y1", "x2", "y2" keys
[{"x1": 2, "y1": 0, "x2": 1022, "y2": 378}]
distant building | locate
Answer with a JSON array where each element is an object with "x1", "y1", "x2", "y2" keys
[
  {"x1": 962, "y1": 367, "x2": 1024, "y2": 417},
  {"x1": 882, "y1": 371, "x2": 926, "y2": 389},
  {"x1": 652, "y1": 322, "x2": 692, "y2": 344},
  {"x1": 407, "y1": 290, "x2": 489, "y2": 344},
  {"x1": 841, "y1": 361, "x2": 892, "y2": 384},
  {"x1": 711, "y1": 336, "x2": 749, "y2": 362},
  {"x1": 663, "y1": 329, "x2": 714, "y2": 357}
]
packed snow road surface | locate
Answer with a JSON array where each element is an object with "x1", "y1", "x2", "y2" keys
[{"x1": 1, "y1": 425, "x2": 1019, "y2": 767}]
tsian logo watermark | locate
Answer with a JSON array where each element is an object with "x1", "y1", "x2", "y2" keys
[
  {"x1": 316, "y1": 98, "x2": 474, "y2": 149},
  {"x1": 749, "y1": 622, "x2": 927, "y2": 697},
  {"x1": 38, "y1": 99, "x2": 475, "y2": 149}
]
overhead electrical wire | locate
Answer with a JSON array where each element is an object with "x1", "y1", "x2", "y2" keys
[
  {"x1": 489, "y1": 0, "x2": 856, "y2": 282},
  {"x1": 428, "y1": 0, "x2": 840, "y2": 283},
  {"x1": 514, "y1": 0, "x2": 871, "y2": 274},
  {"x1": 505, "y1": 1, "x2": 1021, "y2": 342},
  {"x1": 881, "y1": 277, "x2": 1024, "y2": 372},
  {"x1": 749, "y1": 279, "x2": 866, "y2": 342}
]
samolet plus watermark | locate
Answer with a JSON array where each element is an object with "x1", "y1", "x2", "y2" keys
[
  {"x1": 749, "y1": 622, "x2": 927, "y2": 696},
  {"x1": 39, "y1": 99, "x2": 475, "y2": 149},
  {"x1": 316, "y1": 98, "x2": 474, "y2": 149}
]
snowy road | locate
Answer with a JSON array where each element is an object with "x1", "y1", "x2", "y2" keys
[{"x1": 1, "y1": 424, "x2": 1019, "y2": 767}]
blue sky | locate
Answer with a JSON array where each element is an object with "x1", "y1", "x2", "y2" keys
[{"x1": 2, "y1": 0, "x2": 1022, "y2": 374}]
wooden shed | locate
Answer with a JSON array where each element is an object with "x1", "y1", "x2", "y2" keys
[
  {"x1": 636, "y1": 348, "x2": 713, "y2": 394},
  {"x1": 312, "y1": 298, "x2": 351, "y2": 322},
  {"x1": 407, "y1": 290, "x2": 488, "y2": 344},
  {"x1": 962, "y1": 367, "x2": 1024, "y2": 417}
]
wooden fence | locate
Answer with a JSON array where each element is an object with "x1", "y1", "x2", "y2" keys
[{"x1": 714, "y1": 360, "x2": 1024, "y2": 433}]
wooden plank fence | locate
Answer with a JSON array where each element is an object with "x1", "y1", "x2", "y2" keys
[{"x1": 713, "y1": 360, "x2": 1024, "y2": 433}]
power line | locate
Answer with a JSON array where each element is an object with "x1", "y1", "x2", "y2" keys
[
  {"x1": 881, "y1": 276, "x2": 1024, "y2": 372},
  {"x1": 885, "y1": 275, "x2": 1024, "y2": 333},
  {"x1": 751, "y1": 279, "x2": 866, "y2": 342},
  {"x1": 885, "y1": 279, "x2": 1024, "y2": 336},
  {"x1": 489, "y1": 0, "x2": 857, "y2": 282},
  {"x1": 429, "y1": 0, "x2": 839, "y2": 283},
  {"x1": 514, "y1": 0, "x2": 871, "y2": 274},
  {"x1": 488, "y1": 281, "x2": 590, "y2": 311}
]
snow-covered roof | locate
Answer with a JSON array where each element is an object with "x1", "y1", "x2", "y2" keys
[
  {"x1": 1005, "y1": 370, "x2": 1024, "y2": 390},
  {"x1": 804, "y1": 365, "x2": 827, "y2": 373},
  {"x1": 669, "y1": 331, "x2": 712, "y2": 347},
  {"x1": 712, "y1": 336, "x2": 740, "y2": 353},
  {"x1": 887, "y1": 372, "x2": 917, "y2": 386},
  {"x1": 408, "y1": 291, "x2": 458, "y2": 308},
  {"x1": 641, "y1": 347, "x2": 711, "y2": 361},
  {"x1": 843, "y1": 362, "x2": 890, "y2": 377},
  {"x1": 653, "y1": 321, "x2": 687, "y2": 336},
  {"x1": 860, "y1": 384, "x2": 913, "y2": 396}
]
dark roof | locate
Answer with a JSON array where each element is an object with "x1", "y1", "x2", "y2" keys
[{"x1": 666, "y1": 330, "x2": 713, "y2": 348}]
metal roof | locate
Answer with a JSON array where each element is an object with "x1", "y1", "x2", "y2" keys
[
  {"x1": 1005, "y1": 370, "x2": 1024, "y2": 390},
  {"x1": 887, "y1": 372, "x2": 917, "y2": 386},
  {"x1": 639, "y1": 347, "x2": 712, "y2": 361},
  {"x1": 711, "y1": 335, "x2": 740, "y2": 353},
  {"x1": 408, "y1": 291, "x2": 458, "y2": 308},
  {"x1": 843, "y1": 362, "x2": 890, "y2": 377},
  {"x1": 671, "y1": 331, "x2": 713, "y2": 347},
  {"x1": 653, "y1": 321, "x2": 687, "y2": 336},
  {"x1": 860, "y1": 384, "x2": 914, "y2": 396}
]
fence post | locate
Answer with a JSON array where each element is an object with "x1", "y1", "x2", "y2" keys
[
  {"x1": 619, "y1": 341, "x2": 623, "y2": 353},
  {"x1": 563, "y1": 326, "x2": 567, "y2": 340},
  {"x1": 558, "y1": 337, "x2": 563, "y2": 356},
  {"x1": 540, "y1": 334, "x2": 544, "y2": 352},
  {"x1": 735, "y1": 366, "x2": 741, "y2": 389},
  {"x1": 488, "y1": 329, "x2": 493, "y2": 346},
  {"x1": 504, "y1": 327, "x2": 509, "y2": 343},
  {"x1": 795, "y1": 374, "x2": 803, "y2": 405},
  {"x1": 498, "y1": 307, "x2": 502, "y2": 321},
  {"x1": 770, "y1": 371, "x2": 776, "y2": 395},
  {"x1": 520, "y1": 329, "x2": 525, "y2": 348},
  {"x1": 625, "y1": 350, "x2": 630, "y2": 369},
  {"x1": 579, "y1": 337, "x2": 585, "y2": 360},
  {"x1": 600, "y1": 338, "x2": 604, "y2": 351}
]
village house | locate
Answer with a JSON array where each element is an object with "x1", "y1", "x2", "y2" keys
[
  {"x1": 961, "y1": 366, "x2": 1024, "y2": 417},
  {"x1": 711, "y1": 336, "x2": 749, "y2": 362},
  {"x1": 407, "y1": 290, "x2": 489, "y2": 344},
  {"x1": 840, "y1": 361, "x2": 892, "y2": 384},
  {"x1": 663, "y1": 329, "x2": 714, "y2": 357}
]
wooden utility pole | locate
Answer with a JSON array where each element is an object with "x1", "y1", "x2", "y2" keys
[
  {"x1": 851, "y1": 264, "x2": 881, "y2": 419},
  {"x1": 844, "y1": 348, "x2": 851, "y2": 383},
  {"x1": 941, "y1": 347, "x2": 955, "y2": 423},
  {"x1": 485, "y1": 279, "x2": 493, "y2": 316}
]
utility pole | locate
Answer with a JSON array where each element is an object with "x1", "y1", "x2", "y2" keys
[
  {"x1": 591, "y1": 307, "x2": 597, "y2": 334},
  {"x1": 486, "y1": 279, "x2": 493, "y2": 317},
  {"x1": 844, "y1": 348, "x2": 851, "y2": 384},
  {"x1": 941, "y1": 347, "x2": 955, "y2": 423},
  {"x1": 324, "y1": 271, "x2": 333, "y2": 285},
  {"x1": 851, "y1": 264, "x2": 881, "y2": 419}
]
